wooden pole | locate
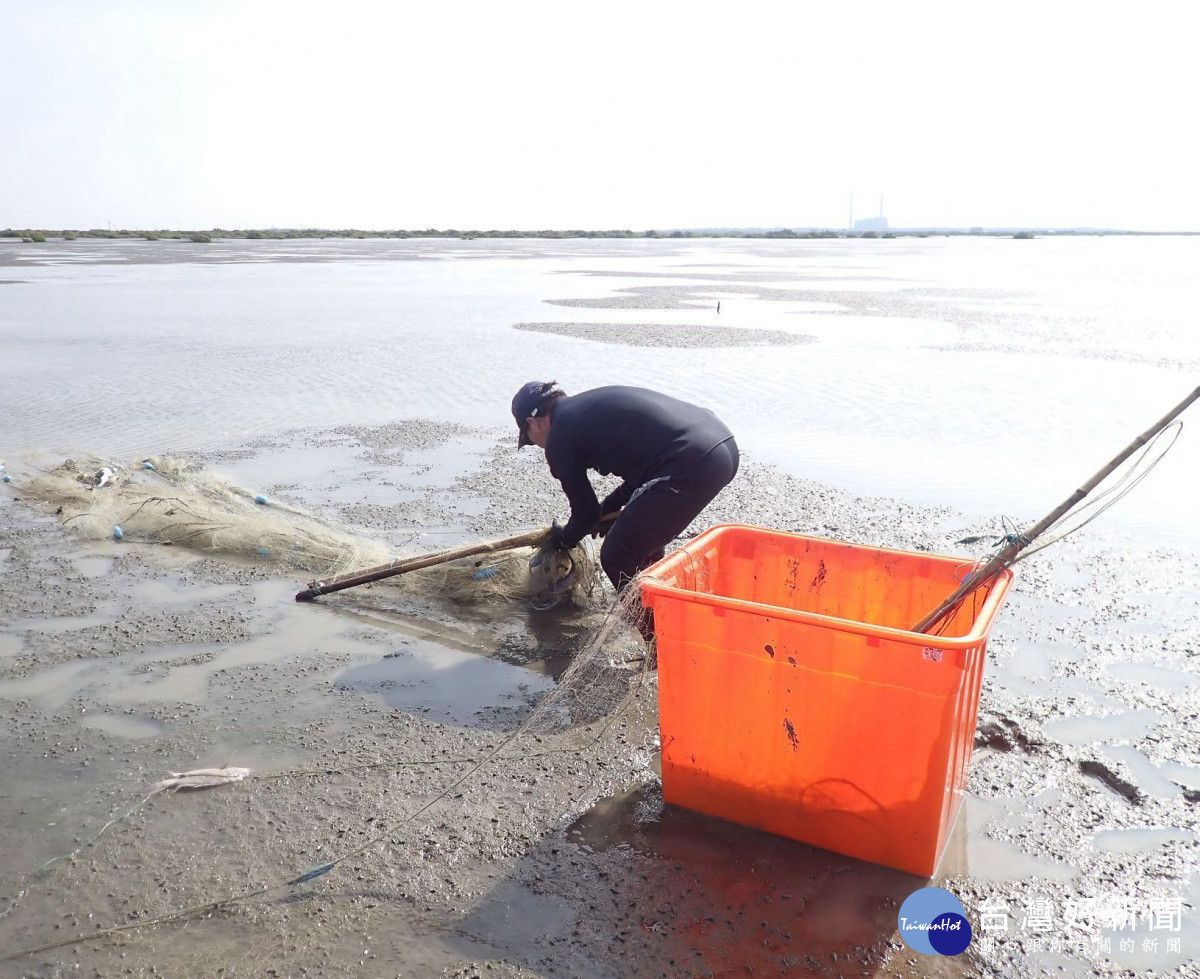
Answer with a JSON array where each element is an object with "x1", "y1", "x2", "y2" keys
[
  {"x1": 911, "y1": 385, "x2": 1200, "y2": 634},
  {"x1": 295, "y1": 527, "x2": 550, "y2": 601},
  {"x1": 294, "y1": 512, "x2": 619, "y2": 602}
]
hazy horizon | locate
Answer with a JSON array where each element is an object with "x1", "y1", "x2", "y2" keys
[
  {"x1": 3, "y1": 1, "x2": 1199, "y2": 233},
  {"x1": 6, "y1": 223, "x2": 1198, "y2": 236}
]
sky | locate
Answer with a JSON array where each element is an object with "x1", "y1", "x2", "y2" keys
[{"x1": 2, "y1": 0, "x2": 1198, "y2": 232}]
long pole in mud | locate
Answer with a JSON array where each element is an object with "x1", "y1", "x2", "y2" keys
[
  {"x1": 912, "y1": 384, "x2": 1200, "y2": 634},
  {"x1": 294, "y1": 512, "x2": 619, "y2": 602},
  {"x1": 294, "y1": 528, "x2": 551, "y2": 601}
]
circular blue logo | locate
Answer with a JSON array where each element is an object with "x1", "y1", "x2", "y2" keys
[
  {"x1": 897, "y1": 887, "x2": 972, "y2": 956},
  {"x1": 928, "y1": 912, "x2": 972, "y2": 956}
]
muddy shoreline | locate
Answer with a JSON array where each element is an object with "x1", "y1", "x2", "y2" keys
[{"x1": 1, "y1": 422, "x2": 1197, "y2": 978}]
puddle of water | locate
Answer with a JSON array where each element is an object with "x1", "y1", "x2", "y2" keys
[
  {"x1": 242, "y1": 445, "x2": 383, "y2": 504},
  {"x1": 1001, "y1": 639, "x2": 1082, "y2": 694},
  {"x1": 1091, "y1": 826, "x2": 1197, "y2": 854},
  {"x1": 72, "y1": 555, "x2": 114, "y2": 578},
  {"x1": 0, "y1": 659, "x2": 107, "y2": 710},
  {"x1": 566, "y1": 783, "x2": 661, "y2": 854},
  {"x1": 0, "y1": 576, "x2": 562, "y2": 721},
  {"x1": 1104, "y1": 659, "x2": 1198, "y2": 690},
  {"x1": 1092, "y1": 615, "x2": 1177, "y2": 641},
  {"x1": 334, "y1": 638, "x2": 555, "y2": 728},
  {"x1": 992, "y1": 592, "x2": 1080, "y2": 635},
  {"x1": 105, "y1": 645, "x2": 227, "y2": 705},
  {"x1": 1041, "y1": 708, "x2": 1163, "y2": 746},
  {"x1": 319, "y1": 588, "x2": 603, "y2": 683},
  {"x1": 217, "y1": 439, "x2": 457, "y2": 509},
  {"x1": 80, "y1": 712, "x2": 167, "y2": 740},
  {"x1": 1009, "y1": 645, "x2": 1056, "y2": 683},
  {"x1": 318, "y1": 599, "x2": 502, "y2": 656},
  {"x1": 942, "y1": 794, "x2": 1079, "y2": 882},
  {"x1": 0, "y1": 546, "x2": 12, "y2": 570},
  {"x1": 132, "y1": 578, "x2": 241, "y2": 605},
  {"x1": 1097, "y1": 744, "x2": 1185, "y2": 799},
  {"x1": 1160, "y1": 760, "x2": 1200, "y2": 790},
  {"x1": 997, "y1": 638, "x2": 1133, "y2": 701},
  {"x1": 398, "y1": 439, "x2": 488, "y2": 489},
  {"x1": 2, "y1": 587, "x2": 369, "y2": 709},
  {"x1": 961, "y1": 836, "x2": 1077, "y2": 882},
  {"x1": 0, "y1": 633, "x2": 24, "y2": 658},
  {"x1": 107, "y1": 611, "x2": 372, "y2": 707}
]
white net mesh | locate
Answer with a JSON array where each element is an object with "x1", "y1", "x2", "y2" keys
[{"x1": 16, "y1": 454, "x2": 604, "y2": 612}]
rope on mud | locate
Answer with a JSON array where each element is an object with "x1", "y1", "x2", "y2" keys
[
  {"x1": 0, "y1": 795, "x2": 154, "y2": 922},
  {"x1": 0, "y1": 595, "x2": 653, "y2": 964},
  {"x1": 0, "y1": 700, "x2": 641, "y2": 953}
]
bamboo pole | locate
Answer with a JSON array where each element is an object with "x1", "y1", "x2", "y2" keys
[
  {"x1": 294, "y1": 512, "x2": 619, "y2": 602},
  {"x1": 911, "y1": 385, "x2": 1200, "y2": 634},
  {"x1": 294, "y1": 527, "x2": 550, "y2": 601}
]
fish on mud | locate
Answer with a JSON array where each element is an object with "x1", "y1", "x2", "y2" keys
[{"x1": 148, "y1": 766, "x2": 251, "y2": 796}]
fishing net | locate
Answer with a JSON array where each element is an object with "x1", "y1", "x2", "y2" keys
[
  {"x1": 12, "y1": 452, "x2": 654, "y2": 714},
  {"x1": 1, "y1": 453, "x2": 658, "y2": 963},
  {"x1": 21, "y1": 455, "x2": 384, "y2": 573},
  {"x1": 13, "y1": 454, "x2": 603, "y2": 612}
]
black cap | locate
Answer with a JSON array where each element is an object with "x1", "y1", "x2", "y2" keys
[{"x1": 511, "y1": 380, "x2": 548, "y2": 449}]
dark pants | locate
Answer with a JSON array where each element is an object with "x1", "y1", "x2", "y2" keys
[{"x1": 600, "y1": 438, "x2": 740, "y2": 596}]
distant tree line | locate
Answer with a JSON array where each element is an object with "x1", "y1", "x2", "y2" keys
[{"x1": 2, "y1": 226, "x2": 1184, "y2": 243}]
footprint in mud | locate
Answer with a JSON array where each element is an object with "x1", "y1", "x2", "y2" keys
[
  {"x1": 1079, "y1": 760, "x2": 1145, "y2": 806},
  {"x1": 975, "y1": 714, "x2": 1043, "y2": 753}
]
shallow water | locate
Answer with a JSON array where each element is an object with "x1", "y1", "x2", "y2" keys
[
  {"x1": 2, "y1": 235, "x2": 1199, "y2": 977},
  {"x1": 2, "y1": 235, "x2": 1198, "y2": 546}
]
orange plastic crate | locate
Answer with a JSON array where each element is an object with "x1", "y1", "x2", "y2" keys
[{"x1": 639, "y1": 524, "x2": 1013, "y2": 877}]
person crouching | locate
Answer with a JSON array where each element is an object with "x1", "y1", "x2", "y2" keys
[{"x1": 512, "y1": 380, "x2": 739, "y2": 647}]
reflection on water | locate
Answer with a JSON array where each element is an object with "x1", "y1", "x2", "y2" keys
[
  {"x1": 2, "y1": 235, "x2": 1197, "y2": 546},
  {"x1": 333, "y1": 637, "x2": 554, "y2": 729},
  {"x1": 73, "y1": 555, "x2": 115, "y2": 578},
  {"x1": 956, "y1": 836, "x2": 1077, "y2": 882},
  {"x1": 561, "y1": 782, "x2": 926, "y2": 975},
  {"x1": 1042, "y1": 708, "x2": 1164, "y2": 745},
  {"x1": 1092, "y1": 826, "x2": 1197, "y2": 854}
]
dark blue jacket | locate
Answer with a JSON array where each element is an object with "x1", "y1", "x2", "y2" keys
[{"x1": 544, "y1": 386, "x2": 733, "y2": 547}]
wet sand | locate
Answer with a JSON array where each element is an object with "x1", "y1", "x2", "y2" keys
[{"x1": 1, "y1": 419, "x2": 1197, "y2": 979}]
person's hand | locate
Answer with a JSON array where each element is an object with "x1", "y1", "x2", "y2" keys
[
  {"x1": 591, "y1": 512, "x2": 616, "y2": 539},
  {"x1": 599, "y1": 491, "x2": 623, "y2": 517}
]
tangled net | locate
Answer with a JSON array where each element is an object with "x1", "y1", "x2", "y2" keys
[{"x1": 14, "y1": 454, "x2": 601, "y2": 611}]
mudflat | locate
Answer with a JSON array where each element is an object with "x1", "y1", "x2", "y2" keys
[{"x1": 1, "y1": 420, "x2": 1196, "y2": 978}]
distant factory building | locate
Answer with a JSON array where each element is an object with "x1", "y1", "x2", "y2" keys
[
  {"x1": 849, "y1": 194, "x2": 889, "y2": 233},
  {"x1": 853, "y1": 215, "x2": 890, "y2": 233}
]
